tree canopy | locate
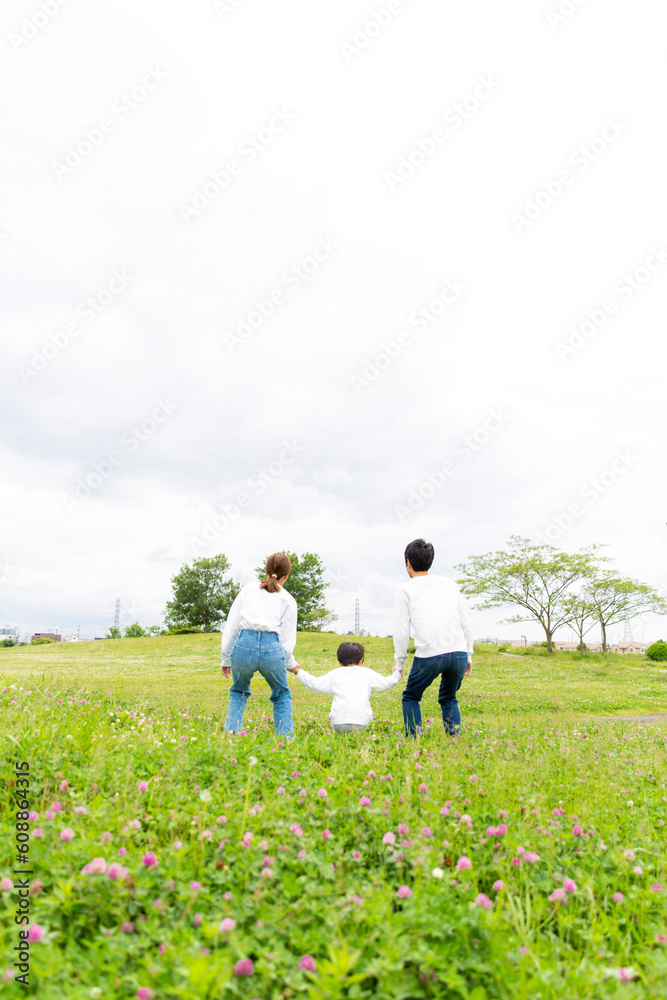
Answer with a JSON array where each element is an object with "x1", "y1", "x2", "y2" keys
[
  {"x1": 165, "y1": 555, "x2": 240, "y2": 633},
  {"x1": 456, "y1": 536, "x2": 605, "y2": 652}
]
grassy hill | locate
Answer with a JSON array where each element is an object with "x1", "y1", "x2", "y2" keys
[{"x1": 1, "y1": 632, "x2": 665, "y2": 723}]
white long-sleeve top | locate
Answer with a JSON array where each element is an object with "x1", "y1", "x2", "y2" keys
[
  {"x1": 393, "y1": 574, "x2": 474, "y2": 673},
  {"x1": 220, "y1": 583, "x2": 298, "y2": 668},
  {"x1": 296, "y1": 665, "x2": 399, "y2": 726}
]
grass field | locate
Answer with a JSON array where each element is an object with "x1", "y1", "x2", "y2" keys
[
  {"x1": 1, "y1": 635, "x2": 666, "y2": 998},
  {"x1": 2, "y1": 632, "x2": 667, "y2": 722}
]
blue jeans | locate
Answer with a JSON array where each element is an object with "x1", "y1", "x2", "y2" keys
[
  {"x1": 224, "y1": 629, "x2": 293, "y2": 736},
  {"x1": 402, "y1": 651, "x2": 468, "y2": 736}
]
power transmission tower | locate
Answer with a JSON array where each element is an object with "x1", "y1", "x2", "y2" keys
[
  {"x1": 114, "y1": 598, "x2": 121, "y2": 631},
  {"x1": 622, "y1": 619, "x2": 634, "y2": 643},
  {"x1": 354, "y1": 598, "x2": 361, "y2": 636}
]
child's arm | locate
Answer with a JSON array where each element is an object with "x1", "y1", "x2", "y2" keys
[
  {"x1": 368, "y1": 669, "x2": 402, "y2": 692},
  {"x1": 292, "y1": 667, "x2": 335, "y2": 694}
]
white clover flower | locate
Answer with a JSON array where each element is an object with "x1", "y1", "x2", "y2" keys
[
  {"x1": 431, "y1": 868, "x2": 444, "y2": 879},
  {"x1": 199, "y1": 790, "x2": 212, "y2": 802}
]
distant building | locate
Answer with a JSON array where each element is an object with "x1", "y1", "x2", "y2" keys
[
  {"x1": 62, "y1": 635, "x2": 85, "y2": 643},
  {"x1": 553, "y1": 641, "x2": 605, "y2": 652},
  {"x1": 31, "y1": 632, "x2": 61, "y2": 643},
  {"x1": 611, "y1": 642, "x2": 648, "y2": 654},
  {"x1": 0, "y1": 627, "x2": 19, "y2": 640}
]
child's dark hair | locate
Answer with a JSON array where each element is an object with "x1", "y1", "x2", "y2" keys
[
  {"x1": 260, "y1": 552, "x2": 291, "y2": 594},
  {"x1": 337, "y1": 641, "x2": 365, "y2": 665},
  {"x1": 404, "y1": 538, "x2": 434, "y2": 572}
]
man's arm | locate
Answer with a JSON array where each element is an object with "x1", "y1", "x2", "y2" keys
[
  {"x1": 458, "y1": 590, "x2": 474, "y2": 666},
  {"x1": 393, "y1": 588, "x2": 411, "y2": 673}
]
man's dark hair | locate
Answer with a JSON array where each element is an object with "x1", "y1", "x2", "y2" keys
[
  {"x1": 337, "y1": 641, "x2": 365, "y2": 665},
  {"x1": 404, "y1": 538, "x2": 434, "y2": 572}
]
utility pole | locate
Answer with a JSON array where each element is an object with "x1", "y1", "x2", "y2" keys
[
  {"x1": 114, "y1": 598, "x2": 121, "y2": 632},
  {"x1": 354, "y1": 598, "x2": 361, "y2": 636}
]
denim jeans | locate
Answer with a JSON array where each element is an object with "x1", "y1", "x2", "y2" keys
[
  {"x1": 402, "y1": 651, "x2": 469, "y2": 736},
  {"x1": 224, "y1": 629, "x2": 293, "y2": 736}
]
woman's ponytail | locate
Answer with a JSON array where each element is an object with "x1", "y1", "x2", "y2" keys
[{"x1": 260, "y1": 552, "x2": 291, "y2": 593}]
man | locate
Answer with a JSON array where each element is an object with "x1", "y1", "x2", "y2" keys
[{"x1": 393, "y1": 538, "x2": 474, "y2": 736}]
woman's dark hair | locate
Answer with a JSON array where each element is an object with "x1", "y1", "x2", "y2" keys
[
  {"x1": 260, "y1": 552, "x2": 291, "y2": 594},
  {"x1": 337, "y1": 641, "x2": 365, "y2": 665},
  {"x1": 404, "y1": 538, "x2": 434, "y2": 572}
]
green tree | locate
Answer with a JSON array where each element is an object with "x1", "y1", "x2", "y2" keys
[
  {"x1": 124, "y1": 622, "x2": 147, "y2": 638},
  {"x1": 456, "y1": 536, "x2": 605, "y2": 653},
  {"x1": 254, "y1": 551, "x2": 335, "y2": 631},
  {"x1": 30, "y1": 637, "x2": 54, "y2": 645},
  {"x1": 105, "y1": 626, "x2": 122, "y2": 639},
  {"x1": 582, "y1": 575, "x2": 667, "y2": 652},
  {"x1": 165, "y1": 555, "x2": 240, "y2": 633},
  {"x1": 561, "y1": 592, "x2": 598, "y2": 651},
  {"x1": 646, "y1": 640, "x2": 667, "y2": 661},
  {"x1": 1, "y1": 638, "x2": 16, "y2": 648}
]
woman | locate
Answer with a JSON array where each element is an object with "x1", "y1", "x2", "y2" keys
[{"x1": 221, "y1": 552, "x2": 297, "y2": 736}]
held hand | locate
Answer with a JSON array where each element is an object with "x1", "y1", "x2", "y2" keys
[
  {"x1": 287, "y1": 664, "x2": 300, "y2": 674},
  {"x1": 221, "y1": 666, "x2": 231, "y2": 678},
  {"x1": 464, "y1": 661, "x2": 472, "y2": 676}
]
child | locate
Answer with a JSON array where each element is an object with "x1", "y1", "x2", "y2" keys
[{"x1": 289, "y1": 641, "x2": 400, "y2": 733}]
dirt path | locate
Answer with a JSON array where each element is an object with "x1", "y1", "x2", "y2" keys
[{"x1": 590, "y1": 713, "x2": 667, "y2": 724}]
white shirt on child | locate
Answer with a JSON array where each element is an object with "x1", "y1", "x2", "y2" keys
[
  {"x1": 220, "y1": 583, "x2": 298, "y2": 668},
  {"x1": 296, "y1": 665, "x2": 399, "y2": 726},
  {"x1": 393, "y1": 574, "x2": 474, "y2": 673}
]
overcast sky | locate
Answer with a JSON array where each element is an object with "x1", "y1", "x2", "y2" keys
[{"x1": 1, "y1": 0, "x2": 665, "y2": 643}]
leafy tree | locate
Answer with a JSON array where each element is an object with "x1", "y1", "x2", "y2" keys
[
  {"x1": 147, "y1": 625, "x2": 164, "y2": 636},
  {"x1": 254, "y1": 551, "x2": 334, "y2": 631},
  {"x1": 105, "y1": 626, "x2": 122, "y2": 639},
  {"x1": 646, "y1": 640, "x2": 667, "y2": 661},
  {"x1": 561, "y1": 593, "x2": 598, "y2": 651},
  {"x1": 456, "y1": 536, "x2": 605, "y2": 653},
  {"x1": 124, "y1": 622, "x2": 147, "y2": 638},
  {"x1": 583, "y1": 576, "x2": 667, "y2": 652},
  {"x1": 165, "y1": 555, "x2": 240, "y2": 633},
  {"x1": 1, "y1": 638, "x2": 16, "y2": 648}
]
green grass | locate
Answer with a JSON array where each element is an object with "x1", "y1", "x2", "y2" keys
[
  {"x1": 2, "y1": 632, "x2": 666, "y2": 722},
  {"x1": 1, "y1": 635, "x2": 666, "y2": 998}
]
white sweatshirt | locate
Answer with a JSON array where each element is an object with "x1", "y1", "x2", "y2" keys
[
  {"x1": 296, "y1": 665, "x2": 400, "y2": 726},
  {"x1": 393, "y1": 574, "x2": 474, "y2": 673},
  {"x1": 220, "y1": 583, "x2": 298, "y2": 668}
]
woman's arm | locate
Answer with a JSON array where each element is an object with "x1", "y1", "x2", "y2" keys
[
  {"x1": 279, "y1": 597, "x2": 298, "y2": 669},
  {"x1": 220, "y1": 589, "x2": 245, "y2": 671}
]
